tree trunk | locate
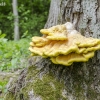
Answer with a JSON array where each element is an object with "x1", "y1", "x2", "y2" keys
[
  {"x1": 12, "y1": 0, "x2": 19, "y2": 40},
  {"x1": 4, "y1": 0, "x2": 100, "y2": 100}
]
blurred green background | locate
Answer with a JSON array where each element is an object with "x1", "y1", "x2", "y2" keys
[{"x1": 0, "y1": 0, "x2": 51, "y2": 71}]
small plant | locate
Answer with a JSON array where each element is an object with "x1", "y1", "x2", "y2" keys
[
  {"x1": 0, "y1": 81, "x2": 7, "y2": 93},
  {"x1": 0, "y1": 81, "x2": 7, "y2": 99}
]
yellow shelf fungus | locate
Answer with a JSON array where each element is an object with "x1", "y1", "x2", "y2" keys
[
  {"x1": 29, "y1": 22, "x2": 100, "y2": 66},
  {"x1": 51, "y1": 52, "x2": 94, "y2": 66}
]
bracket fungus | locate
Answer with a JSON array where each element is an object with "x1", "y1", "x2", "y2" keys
[{"x1": 29, "y1": 22, "x2": 100, "y2": 66}]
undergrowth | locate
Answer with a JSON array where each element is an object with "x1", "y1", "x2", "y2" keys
[{"x1": 0, "y1": 31, "x2": 30, "y2": 72}]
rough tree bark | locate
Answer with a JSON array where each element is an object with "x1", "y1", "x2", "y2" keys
[
  {"x1": 12, "y1": 0, "x2": 19, "y2": 40},
  {"x1": 5, "y1": 0, "x2": 100, "y2": 100}
]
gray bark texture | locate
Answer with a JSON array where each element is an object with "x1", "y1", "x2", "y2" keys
[
  {"x1": 4, "y1": 0, "x2": 100, "y2": 100},
  {"x1": 12, "y1": 0, "x2": 19, "y2": 40}
]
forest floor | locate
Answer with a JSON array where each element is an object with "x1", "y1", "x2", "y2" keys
[{"x1": 0, "y1": 70, "x2": 21, "y2": 99}]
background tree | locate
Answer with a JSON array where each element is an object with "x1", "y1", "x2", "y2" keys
[
  {"x1": 12, "y1": 0, "x2": 19, "y2": 40},
  {"x1": 4, "y1": 0, "x2": 100, "y2": 100}
]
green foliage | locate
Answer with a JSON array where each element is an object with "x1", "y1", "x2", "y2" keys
[
  {"x1": 0, "y1": 0, "x2": 13, "y2": 39},
  {"x1": 18, "y1": 0, "x2": 50, "y2": 37},
  {"x1": 0, "y1": 0, "x2": 51, "y2": 39},
  {"x1": 0, "y1": 31, "x2": 30, "y2": 71}
]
